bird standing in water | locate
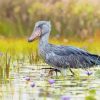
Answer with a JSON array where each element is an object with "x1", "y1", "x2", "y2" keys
[{"x1": 28, "y1": 21, "x2": 100, "y2": 76}]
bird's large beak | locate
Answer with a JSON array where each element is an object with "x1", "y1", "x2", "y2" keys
[{"x1": 28, "y1": 27, "x2": 41, "y2": 42}]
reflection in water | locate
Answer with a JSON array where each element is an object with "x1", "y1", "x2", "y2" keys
[{"x1": 0, "y1": 64, "x2": 100, "y2": 100}]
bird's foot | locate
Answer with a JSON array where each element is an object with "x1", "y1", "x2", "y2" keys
[
  {"x1": 41, "y1": 67, "x2": 61, "y2": 77},
  {"x1": 48, "y1": 68, "x2": 61, "y2": 77}
]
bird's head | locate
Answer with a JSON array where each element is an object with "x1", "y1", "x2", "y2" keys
[{"x1": 28, "y1": 21, "x2": 51, "y2": 42}]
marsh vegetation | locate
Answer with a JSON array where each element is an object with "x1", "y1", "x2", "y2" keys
[
  {"x1": 0, "y1": 38, "x2": 100, "y2": 100},
  {"x1": 0, "y1": 0, "x2": 100, "y2": 100}
]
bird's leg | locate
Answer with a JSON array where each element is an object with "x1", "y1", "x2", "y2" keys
[
  {"x1": 41, "y1": 67, "x2": 61, "y2": 76},
  {"x1": 69, "y1": 68, "x2": 75, "y2": 76},
  {"x1": 41, "y1": 67, "x2": 54, "y2": 70},
  {"x1": 48, "y1": 68, "x2": 61, "y2": 76},
  {"x1": 54, "y1": 69, "x2": 61, "y2": 76}
]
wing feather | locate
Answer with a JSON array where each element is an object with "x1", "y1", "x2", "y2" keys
[{"x1": 46, "y1": 45, "x2": 95, "y2": 68}]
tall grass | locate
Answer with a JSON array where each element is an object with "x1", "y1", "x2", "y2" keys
[{"x1": 0, "y1": 35, "x2": 100, "y2": 82}]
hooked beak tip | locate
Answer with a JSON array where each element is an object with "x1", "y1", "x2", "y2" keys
[{"x1": 28, "y1": 38, "x2": 33, "y2": 42}]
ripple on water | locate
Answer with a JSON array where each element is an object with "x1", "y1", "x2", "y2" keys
[{"x1": 0, "y1": 64, "x2": 100, "y2": 100}]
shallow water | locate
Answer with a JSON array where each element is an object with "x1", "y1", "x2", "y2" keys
[{"x1": 0, "y1": 63, "x2": 100, "y2": 100}]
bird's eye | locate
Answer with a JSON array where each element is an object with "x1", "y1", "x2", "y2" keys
[
  {"x1": 38, "y1": 23, "x2": 44, "y2": 28},
  {"x1": 38, "y1": 23, "x2": 48, "y2": 29}
]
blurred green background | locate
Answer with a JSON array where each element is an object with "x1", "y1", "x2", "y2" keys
[{"x1": 0, "y1": 0, "x2": 100, "y2": 38}]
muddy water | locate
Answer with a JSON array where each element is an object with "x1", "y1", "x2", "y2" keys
[{"x1": 0, "y1": 64, "x2": 100, "y2": 100}]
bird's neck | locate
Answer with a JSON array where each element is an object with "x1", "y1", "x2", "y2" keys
[
  {"x1": 39, "y1": 32, "x2": 50, "y2": 47},
  {"x1": 38, "y1": 32, "x2": 50, "y2": 58}
]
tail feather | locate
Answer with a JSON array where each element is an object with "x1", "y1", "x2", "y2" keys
[{"x1": 89, "y1": 54, "x2": 100, "y2": 65}]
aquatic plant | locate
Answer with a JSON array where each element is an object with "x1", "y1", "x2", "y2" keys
[
  {"x1": 48, "y1": 79, "x2": 55, "y2": 84},
  {"x1": 85, "y1": 71, "x2": 93, "y2": 76},
  {"x1": 25, "y1": 76, "x2": 30, "y2": 81},
  {"x1": 30, "y1": 82, "x2": 35, "y2": 87},
  {"x1": 61, "y1": 95, "x2": 70, "y2": 100},
  {"x1": 85, "y1": 89, "x2": 96, "y2": 100},
  {"x1": 95, "y1": 70, "x2": 100, "y2": 78}
]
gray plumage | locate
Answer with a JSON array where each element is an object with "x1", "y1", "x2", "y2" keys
[{"x1": 28, "y1": 21, "x2": 100, "y2": 71}]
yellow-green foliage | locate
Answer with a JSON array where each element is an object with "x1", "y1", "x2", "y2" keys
[
  {"x1": 85, "y1": 89, "x2": 96, "y2": 100},
  {"x1": 0, "y1": 36, "x2": 100, "y2": 81},
  {"x1": 0, "y1": 36, "x2": 100, "y2": 55},
  {"x1": 0, "y1": 38, "x2": 37, "y2": 54}
]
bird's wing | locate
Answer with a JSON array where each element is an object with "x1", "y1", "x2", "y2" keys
[
  {"x1": 46, "y1": 52, "x2": 68, "y2": 68},
  {"x1": 46, "y1": 46, "x2": 95, "y2": 68},
  {"x1": 52, "y1": 45, "x2": 88, "y2": 56}
]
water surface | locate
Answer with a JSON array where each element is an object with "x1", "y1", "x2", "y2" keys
[{"x1": 0, "y1": 63, "x2": 100, "y2": 100}]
